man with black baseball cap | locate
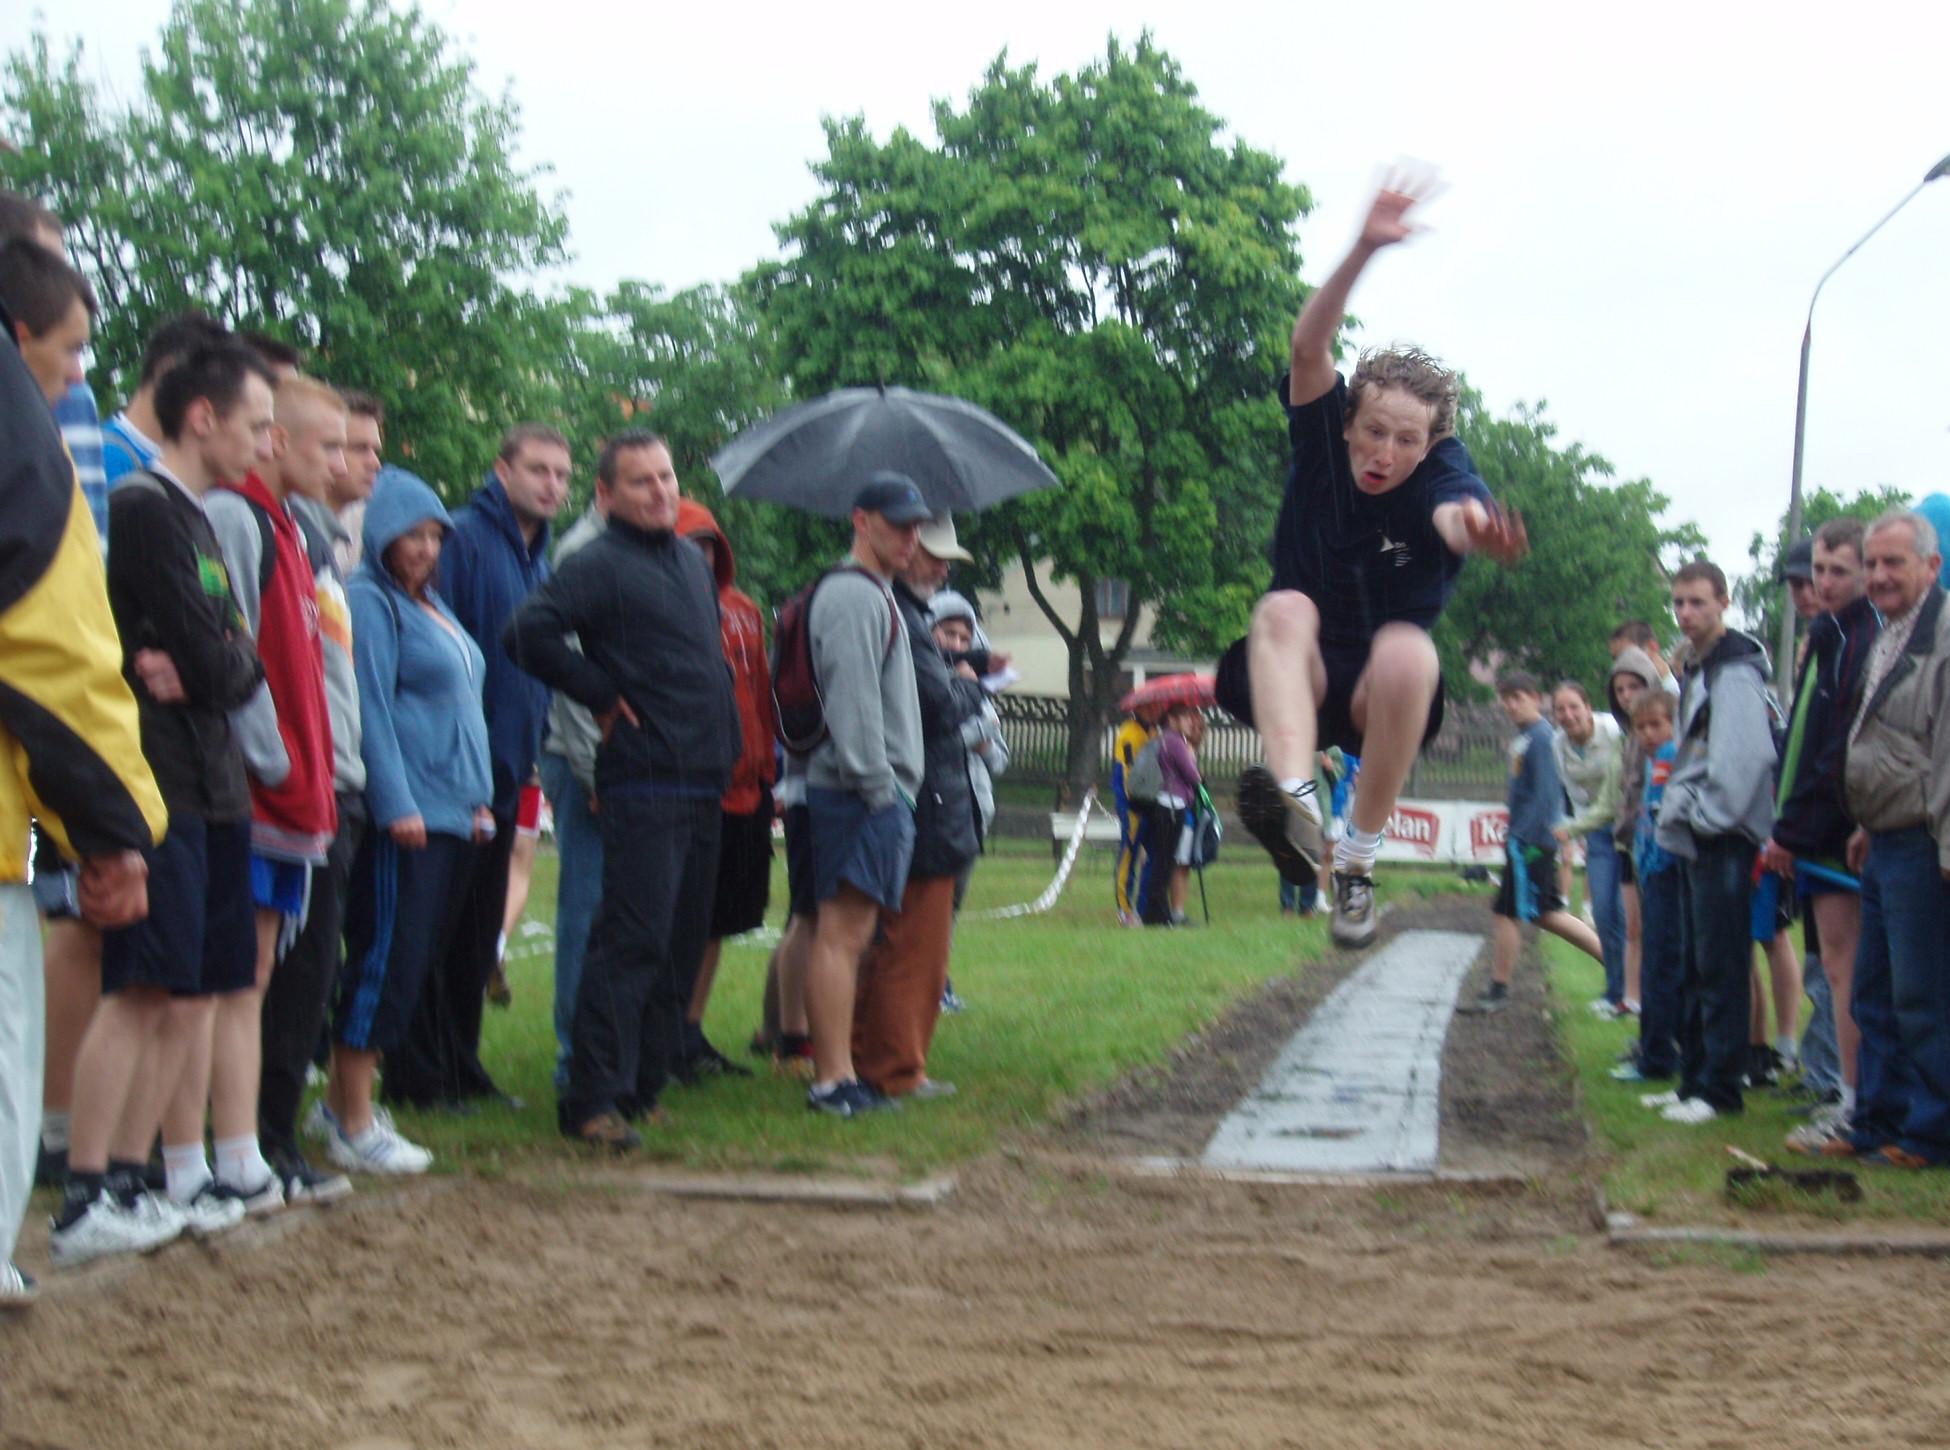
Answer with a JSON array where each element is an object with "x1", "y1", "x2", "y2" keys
[{"x1": 801, "y1": 473, "x2": 926, "y2": 1117}]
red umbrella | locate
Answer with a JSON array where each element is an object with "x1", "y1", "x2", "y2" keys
[{"x1": 1118, "y1": 673, "x2": 1216, "y2": 716}]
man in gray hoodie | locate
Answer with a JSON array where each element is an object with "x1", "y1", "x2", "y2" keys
[
  {"x1": 801, "y1": 475, "x2": 926, "y2": 1118},
  {"x1": 1654, "y1": 560, "x2": 1778, "y2": 1124}
]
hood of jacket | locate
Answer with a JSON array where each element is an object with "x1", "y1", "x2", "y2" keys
[
  {"x1": 473, "y1": 469, "x2": 552, "y2": 563},
  {"x1": 1607, "y1": 646, "x2": 1659, "y2": 731},
  {"x1": 674, "y1": 496, "x2": 775, "y2": 810},
  {"x1": 676, "y1": 498, "x2": 736, "y2": 590},
  {"x1": 360, "y1": 465, "x2": 453, "y2": 578}
]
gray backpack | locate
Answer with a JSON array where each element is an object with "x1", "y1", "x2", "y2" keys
[{"x1": 1125, "y1": 736, "x2": 1165, "y2": 806}]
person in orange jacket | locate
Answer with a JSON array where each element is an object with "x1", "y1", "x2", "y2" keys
[{"x1": 675, "y1": 498, "x2": 778, "y2": 1080}]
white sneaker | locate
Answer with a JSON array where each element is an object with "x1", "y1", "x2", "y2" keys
[
  {"x1": 1640, "y1": 1090, "x2": 1682, "y2": 1109},
  {"x1": 171, "y1": 1180, "x2": 248, "y2": 1239},
  {"x1": 1589, "y1": 996, "x2": 1619, "y2": 1017},
  {"x1": 1, "y1": 1261, "x2": 38, "y2": 1308},
  {"x1": 49, "y1": 1192, "x2": 184, "y2": 1268},
  {"x1": 1662, "y1": 1098, "x2": 1719, "y2": 1125},
  {"x1": 301, "y1": 1097, "x2": 339, "y2": 1143},
  {"x1": 328, "y1": 1118, "x2": 433, "y2": 1176}
]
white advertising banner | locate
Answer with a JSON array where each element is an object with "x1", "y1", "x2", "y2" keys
[{"x1": 1373, "y1": 800, "x2": 1582, "y2": 867}]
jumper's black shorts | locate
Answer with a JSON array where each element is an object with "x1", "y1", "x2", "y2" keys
[
  {"x1": 1215, "y1": 630, "x2": 1446, "y2": 757},
  {"x1": 101, "y1": 815, "x2": 256, "y2": 996},
  {"x1": 710, "y1": 804, "x2": 774, "y2": 939}
]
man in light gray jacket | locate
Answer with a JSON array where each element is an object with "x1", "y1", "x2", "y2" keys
[
  {"x1": 802, "y1": 475, "x2": 926, "y2": 1118},
  {"x1": 1841, "y1": 509, "x2": 1950, "y2": 1168},
  {"x1": 1655, "y1": 559, "x2": 1777, "y2": 1126}
]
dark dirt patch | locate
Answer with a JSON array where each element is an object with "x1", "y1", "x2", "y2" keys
[{"x1": 1056, "y1": 895, "x2": 1590, "y2": 1179}]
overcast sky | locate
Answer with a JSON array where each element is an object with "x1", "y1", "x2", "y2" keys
[{"x1": 43, "y1": 0, "x2": 1950, "y2": 591}]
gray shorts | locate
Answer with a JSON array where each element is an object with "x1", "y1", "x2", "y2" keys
[{"x1": 807, "y1": 787, "x2": 914, "y2": 913}]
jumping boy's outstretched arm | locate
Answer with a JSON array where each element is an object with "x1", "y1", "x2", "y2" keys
[{"x1": 1289, "y1": 167, "x2": 1440, "y2": 408}]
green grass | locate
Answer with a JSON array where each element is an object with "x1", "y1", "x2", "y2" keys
[
  {"x1": 1541, "y1": 934, "x2": 1950, "y2": 1227},
  {"x1": 372, "y1": 839, "x2": 1463, "y2": 1180}
]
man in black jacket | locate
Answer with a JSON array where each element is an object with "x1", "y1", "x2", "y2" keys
[
  {"x1": 851, "y1": 513, "x2": 988, "y2": 1099},
  {"x1": 1763, "y1": 517, "x2": 1880, "y2": 1153},
  {"x1": 56, "y1": 340, "x2": 277, "y2": 1263},
  {"x1": 504, "y1": 430, "x2": 737, "y2": 1150}
]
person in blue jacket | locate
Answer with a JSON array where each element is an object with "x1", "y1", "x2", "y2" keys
[
  {"x1": 397, "y1": 424, "x2": 569, "y2": 1109},
  {"x1": 317, "y1": 467, "x2": 493, "y2": 1175}
]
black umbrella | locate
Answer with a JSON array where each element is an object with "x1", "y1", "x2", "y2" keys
[{"x1": 711, "y1": 385, "x2": 1060, "y2": 518}]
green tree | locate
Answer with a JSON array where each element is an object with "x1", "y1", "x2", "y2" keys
[
  {"x1": 1734, "y1": 483, "x2": 1911, "y2": 654},
  {"x1": 2, "y1": 0, "x2": 571, "y2": 498},
  {"x1": 562, "y1": 277, "x2": 828, "y2": 609},
  {"x1": 1435, "y1": 393, "x2": 1703, "y2": 697},
  {"x1": 758, "y1": 35, "x2": 1308, "y2": 794}
]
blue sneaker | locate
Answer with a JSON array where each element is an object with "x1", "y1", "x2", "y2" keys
[
  {"x1": 1609, "y1": 1063, "x2": 1669, "y2": 1084},
  {"x1": 940, "y1": 986, "x2": 967, "y2": 1015},
  {"x1": 806, "y1": 1079, "x2": 897, "y2": 1119}
]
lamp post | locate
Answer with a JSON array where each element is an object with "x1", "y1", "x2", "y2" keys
[{"x1": 1777, "y1": 151, "x2": 1950, "y2": 695}]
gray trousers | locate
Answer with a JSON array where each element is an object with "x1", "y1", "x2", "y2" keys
[{"x1": 1, "y1": 884, "x2": 44, "y2": 1267}]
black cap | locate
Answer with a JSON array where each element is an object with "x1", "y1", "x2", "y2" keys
[
  {"x1": 1782, "y1": 537, "x2": 1814, "y2": 583},
  {"x1": 852, "y1": 472, "x2": 932, "y2": 525}
]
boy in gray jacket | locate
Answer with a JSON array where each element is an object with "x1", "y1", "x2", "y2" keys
[
  {"x1": 801, "y1": 475, "x2": 927, "y2": 1118},
  {"x1": 1654, "y1": 560, "x2": 1778, "y2": 1124}
]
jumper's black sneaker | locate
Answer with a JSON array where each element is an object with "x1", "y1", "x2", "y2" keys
[
  {"x1": 679, "y1": 1041, "x2": 754, "y2": 1083},
  {"x1": 1330, "y1": 868, "x2": 1377, "y2": 949},
  {"x1": 1237, "y1": 766, "x2": 1323, "y2": 889}
]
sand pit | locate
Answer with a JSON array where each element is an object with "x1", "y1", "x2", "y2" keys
[{"x1": 7, "y1": 901, "x2": 1949, "y2": 1448}]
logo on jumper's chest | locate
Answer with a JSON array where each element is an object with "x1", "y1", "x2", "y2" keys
[{"x1": 1378, "y1": 534, "x2": 1410, "y2": 568}]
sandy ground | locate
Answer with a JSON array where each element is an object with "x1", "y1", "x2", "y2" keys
[{"x1": 7, "y1": 902, "x2": 1950, "y2": 1449}]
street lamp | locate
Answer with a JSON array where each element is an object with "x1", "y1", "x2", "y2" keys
[{"x1": 1777, "y1": 151, "x2": 1950, "y2": 694}]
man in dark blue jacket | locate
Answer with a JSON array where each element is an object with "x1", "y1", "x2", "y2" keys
[{"x1": 388, "y1": 423, "x2": 568, "y2": 1109}]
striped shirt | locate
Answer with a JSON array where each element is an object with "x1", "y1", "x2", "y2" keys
[{"x1": 55, "y1": 383, "x2": 106, "y2": 550}]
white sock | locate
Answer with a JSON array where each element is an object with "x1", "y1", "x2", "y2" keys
[
  {"x1": 1841, "y1": 1085, "x2": 1857, "y2": 1114},
  {"x1": 1335, "y1": 827, "x2": 1383, "y2": 872},
  {"x1": 495, "y1": 928, "x2": 508, "y2": 963},
  {"x1": 40, "y1": 1109, "x2": 70, "y2": 1154},
  {"x1": 1774, "y1": 1035, "x2": 1798, "y2": 1065},
  {"x1": 163, "y1": 1142, "x2": 212, "y2": 1202},
  {"x1": 214, "y1": 1134, "x2": 272, "y2": 1191},
  {"x1": 1277, "y1": 778, "x2": 1322, "y2": 823}
]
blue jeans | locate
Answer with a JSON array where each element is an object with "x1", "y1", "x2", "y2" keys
[
  {"x1": 1636, "y1": 865, "x2": 1683, "y2": 1079},
  {"x1": 1798, "y1": 947, "x2": 1843, "y2": 1099},
  {"x1": 1584, "y1": 830, "x2": 1628, "y2": 1005},
  {"x1": 1678, "y1": 834, "x2": 1756, "y2": 1113},
  {"x1": 1850, "y1": 828, "x2": 1950, "y2": 1162},
  {"x1": 539, "y1": 752, "x2": 603, "y2": 1092},
  {"x1": 1279, "y1": 878, "x2": 1320, "y2": 913}
]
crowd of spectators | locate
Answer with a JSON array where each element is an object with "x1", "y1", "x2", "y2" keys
[{"x1": 0, "y1": 192, "x2": 1014, "y2": 1303}]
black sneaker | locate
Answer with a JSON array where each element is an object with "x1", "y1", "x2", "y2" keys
[
  {"x1": 1459, "y1": 982, "x2": 1510, "y2": 1016},
  {"x1": 33, "y1": 1142, "x2": 66, "y2": 1190},
  {"x1": 270, "y1": 1148, "x2": 355, "y2": 1206},
  {"x1": 681, "y1": 1041, "x2": 754, "y2": 1082},
  {"x1": 1330, "y1": 868, "x2": 1377, "y2": 949},
  {"x1": 1744, "y1": 1044, "x2": 1783, "y2": 1088},
  {"x1": 806, "y1": 1078, "x2": 897, "y2": 1119},
  {"x1": 1237, "y1": 766, "x2": 1323, "y2": 889}
]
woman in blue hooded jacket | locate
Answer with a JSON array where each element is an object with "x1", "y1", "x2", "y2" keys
[{"x1": 319, "y1": 467, "x2": 492, "y2": 1175}]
